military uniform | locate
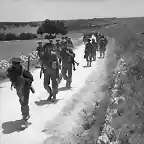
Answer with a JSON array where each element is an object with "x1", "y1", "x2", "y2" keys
[
  {"x1": 84, "y1": 39, "x2": 92, "y2": 66},
  {"x1": 60, "y1": 37, "x2": 65, "y2": 49},
  {"x1": 67, "y1": 37, "x2": 74, "y2": 49},
  {"x1": 6, "y1": 57, "x2": 33, "y2": 120},
  {"x1": 49, "y1": 39, "x2": 55, "y2": 51},
  {"x1": 40, "y1": 43, "x2": 60, "y2": 101},
  {"x1": 60, "y1": 42, "x2": 75, "y2": 88},
  {"x1": 36, "y1": 41, "x2": 45, "y2": 67},
  {"x1": 99, "y1": 38, "x2": 106, "y2": 58},
  {"x1": 36, "y1": 41, "x2": 43, "y2": 58},
  {"x1": 91, "y1": 39, "x2": 98, "y2": 61},
  {"x1": 55, "y1": 39, "x2": 62, "y2": 64}
]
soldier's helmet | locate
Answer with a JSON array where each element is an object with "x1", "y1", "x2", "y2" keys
[
  {"x1": 10, "y1": 57, "x2": 23, "y2": 63},
  {"x1": 45, "y1": 42, "x2": 52, "y2": 47},
  {"x1": 68, "y1": 37, "x2": 71, "y2": 40},
  {"x1": 56, "y1": 39, "x2": 60, "y2": 42},
  {"x1": 65, "y1": 36, "x2": 68, "y2": 39},
  {"x1": 37, "y1": 41, "x2": 42, "y2": 45}
]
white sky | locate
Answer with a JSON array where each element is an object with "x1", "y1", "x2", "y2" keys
[{"x1": 0, "y1": 0, "x2": 144, "y2": 22}]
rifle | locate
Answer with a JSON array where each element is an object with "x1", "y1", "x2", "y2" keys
[{"x1": 27, "y1": 56, "x2": 35, "y2": 94}]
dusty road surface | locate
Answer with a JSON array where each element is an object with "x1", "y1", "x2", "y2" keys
[{"x1": 0, "y1": 41, "x2": 110, "y2": 144}]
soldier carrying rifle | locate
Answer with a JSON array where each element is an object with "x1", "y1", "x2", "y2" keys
[
  {"x1": 6, "y1": 57, "x2": 34, "y2": 121},
  {"x1": 40, "y1": 42, "x2": 61, "y2": 102},
  {"x1": 60, "y1": 41, "x2": 76, "y2": 88}
]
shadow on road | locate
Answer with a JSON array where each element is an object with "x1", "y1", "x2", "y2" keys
[
  {"x1": 34, "y1": 98, "x2": 63, "y2": 106},
  {"x1": 98, "y1": 57, "x2": 104, "y2": 59},
  {"x1": 2, "y1": 120, "x2": 32, "y2": 134},
  {"x1": 83, "y1": 65, "x2": 90, "y2": 68},
  {"x1": 58, "y1": 86, "x2": 72, "y2": 91}
]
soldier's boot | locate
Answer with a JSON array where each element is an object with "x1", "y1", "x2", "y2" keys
[
  {"x1": 51, "y1": 86, "x2": 58, "y2": 102},
  {"x1": 51, "y1": 94, "x2": 56, "y2": 102},
  {"x1": 21, "y1": 105, "x2": 30, "y2": 121},
  {"x1": 47, "y1": 86, "x2": 53, "y2": 101},
  {"x1": 66, "y1": 80, "x2": 71, "y2": 89},
  {"x1": 73, "y1": 65, "x2": 76, "y2": 71},
  {"x1": 87, "y1": 60, "x2": 89, "y2": 66}
]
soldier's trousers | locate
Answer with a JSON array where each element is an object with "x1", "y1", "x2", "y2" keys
[
  {"x1": 85, "y1": 53, "x2": 92, "y2": 66},
  {"x1": 15, "y1": 77, "x2": 30, "y2": 118},
  {"x1": 61, "y1": 64, "x2": 72, "y2": 83},
  {"x1": 43, "y1": 70, "x2": 58, "y2": 96},
  {"x1": 100, "y1": 48, "x2": 105, "y2": 58},
  {"x1": 92, "y1": 51, "x2": 96, "y2": 60}
]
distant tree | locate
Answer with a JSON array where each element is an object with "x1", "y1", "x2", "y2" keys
[{"x1": 37, "y1": 19, "x2": 68, "y2": 39}]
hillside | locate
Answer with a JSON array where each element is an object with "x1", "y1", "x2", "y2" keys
[{"x1": 0, "y1": 18, "x2": 117, "y2": 30}]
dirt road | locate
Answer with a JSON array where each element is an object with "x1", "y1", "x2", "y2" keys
[{"x1": 0, "y1": 42, "x2": 109, "y2": 144}]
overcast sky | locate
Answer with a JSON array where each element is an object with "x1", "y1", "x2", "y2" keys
[{"x1": 0, "y1": 0, "x2": 144, "y2": 22}]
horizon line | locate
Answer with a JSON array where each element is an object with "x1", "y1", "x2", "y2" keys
[{"x1": 0, "y1": 16, "x2": 143, "y2": 23}]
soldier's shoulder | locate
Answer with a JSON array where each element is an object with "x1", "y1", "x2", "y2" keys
[{"x1": 7, "y1": 66, "x2": 12, "y2": 72}]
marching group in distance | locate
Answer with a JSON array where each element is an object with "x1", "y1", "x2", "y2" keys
[{"x1": 5, "y1": 32, "x2": 108, "y2": 125}]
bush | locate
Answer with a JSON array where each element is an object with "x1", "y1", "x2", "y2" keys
[
  {"x1": 0, "y1": 32, "x2": 37, "y2": 41},
  {"x1": 19, "y1": 33, "x2": 37, "y2": 40},
  {"x1": 0, "y1": 33, "x2": 6, "y2": 41},
  {"x1": 5, "y1": 33, "x2": 18, "y2": 41}
]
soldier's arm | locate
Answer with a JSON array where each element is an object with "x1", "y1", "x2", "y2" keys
[
  {"x1": 22, "y1": 67, "x2": 34, "y2": 83},
  {"x1": 5, "y1": 67, "x2": 12, "y2": 81},
  {"x1": 69, "y1": 49, "x2": 75, "y2": 58}
]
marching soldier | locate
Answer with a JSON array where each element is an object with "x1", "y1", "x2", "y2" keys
[
  {"x1": 67, "y1": 37, "x2": 74, "y2": 49},
  {"x1": 60, "y1": 37, "x2": 65, "y2": 49},
  {"x1": 36, "y1": 41, "x2": 43, "y2": 58},
  {"x1": 6, "y1": 57, "x2": 34, "y2": 121},
  {"x1": 40, "y1": 43, "x2": 60, "y2": 102},
  {"x1": 49, "y1": 39, "x2": 55, "y2": 51},
  {"x1": 91, "y1": 38, "x2": 98, "y2": 61},
  {"x1": 99, "y1": 37, "x2": 106, "y2": 58},
  {"x1": 55, "y1": 39, "x2": 62, "y2": 64},
  {"x1": 60, "y1": 41, "x2": 75, "y2": 88},
  {"x1": 84, "y1": 39, "x2": 93, "y2": 67}
]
